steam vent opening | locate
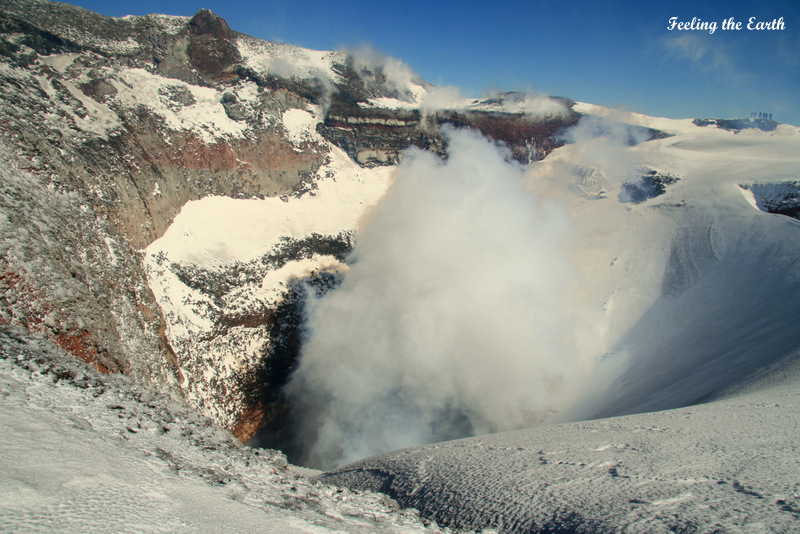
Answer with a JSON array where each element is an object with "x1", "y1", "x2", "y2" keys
[
  {"x1": 246, "y1": 269, "x2": 485, "y2": 471},
  {"x1": 245, "y1": 274, "x2": 341, "y2": 469}
]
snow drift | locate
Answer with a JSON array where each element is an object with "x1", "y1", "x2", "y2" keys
[{"x1": 0, "y1": 326, "x2": 437, "y2": 534}]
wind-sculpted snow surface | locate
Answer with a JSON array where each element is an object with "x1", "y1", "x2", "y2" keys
[{"x1": 321, "y1": 358, "x2": 800, "y2": 533}]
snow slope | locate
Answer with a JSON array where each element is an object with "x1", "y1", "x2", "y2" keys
[
  {"x1": 321, "y1": 352, "x2": 800, "y2": 533},
  {"x1": 0, "y1": 326, "x2": 441, "y2": 533},
  {"x1": 556, "y1": 117, "x2": 800, "y2": 421}
]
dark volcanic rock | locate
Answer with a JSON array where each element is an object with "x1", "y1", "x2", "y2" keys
[
  {"x1": 433, "y1": 105, "x2": 580, "y2": 163},
  {"x1": 79, "y1": 78, "x2": 118, "y2": 102},
  {"x1": 740, "y1": 181, "x2": 800, "y2": 220},
  {"x1": 187, "y1": 9, "x2": 241, "y2": 79},
  {"x1": 188, "y1": 8, "x2": 232, "y2": 39},
  {"x1": 694, "y1": 117, "x2": 778, "y2": 132},
  {"x1": 319, "y1": 96, "x2": 582, "y2": 167},
  {"x1": 620, "y1": 169, "x2": 680, "y2": 204}
]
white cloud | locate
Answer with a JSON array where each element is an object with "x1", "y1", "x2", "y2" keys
[{"x1": 662, "y1": 33, "x2": 733, "y2": 71}]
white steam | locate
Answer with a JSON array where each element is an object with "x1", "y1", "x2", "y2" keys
[
  {"x1": 341, "y1": 45, "x2": 477, "y2": 113},
  {"x1": 418, "y1": 84, "x2": 467, "y2": 112},
  {"x1": 479, "y1": 89, "x2": 570, "y2": 117},
  {"x1": 343, "y1": 44, "x2": 422, "y2": 102},
  {"x1": 286, "y1": 127, "x2": 606, "y2": 469},
  {"x1": 263, "y1": 56, "x2": 340, "y2": 115}
]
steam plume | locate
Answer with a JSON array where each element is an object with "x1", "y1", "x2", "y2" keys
[
  {"x1": 278, "y1": 112, "x2": 800, "y2": 471},
  {"x1": 343, "y1": 44, "x2": 422, "y2": 102},
  {"x1": 286, "y1": 127, "x2": 603, "y2": 469}
]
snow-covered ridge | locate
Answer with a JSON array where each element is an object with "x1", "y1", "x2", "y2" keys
[
  {"x1": 237, "y1": 34, "x2": 346, "y2": 87},
  {"x1": 573, "y1": 101, "x2": 699, "y2": 134},
  {"x1": 0, "y1": 0, "x2": 188, "y2": 55}
]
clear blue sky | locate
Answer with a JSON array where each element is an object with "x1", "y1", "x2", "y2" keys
[{"x1": 64, "y1": 0, "x2": 800, "y2": 125}]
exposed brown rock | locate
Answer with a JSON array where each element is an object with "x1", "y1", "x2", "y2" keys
[
  {"x1": 79, "y1": 78, "x2": 118, "y2": 103},
  {"x1": 100, "y1": 117, "x2": 328, "y2": 248},
  {"x1": 232, "y1": 403, "x2": 268, "y2": 441},
  {"x1": 55, "y1": 330, "x2": 110, "y2": 373},
  {"x1": 0, "y1": 261, "x2": 51, "y2": 329}
]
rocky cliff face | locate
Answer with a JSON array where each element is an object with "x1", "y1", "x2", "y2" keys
[{"x1": 0, "y1": 0, "x2": 645, "y2": 441}]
